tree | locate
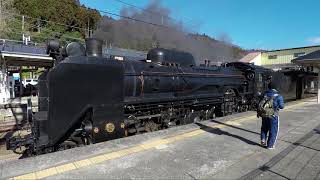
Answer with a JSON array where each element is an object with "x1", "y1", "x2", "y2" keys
[
  {"x1": 0, "y1": 0, "x2": 15, "y2": 37},
  {"x1": 4, "y1": 0, "x2": 101, "y2": 43}
]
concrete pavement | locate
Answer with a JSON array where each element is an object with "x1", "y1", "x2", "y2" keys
[{"x1": 1, "y1": 98, "x2": 320, "y2": 179}]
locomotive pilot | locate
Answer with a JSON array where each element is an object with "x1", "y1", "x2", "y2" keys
[{"x1": 257, "y1": 82, "x2": 284, "y2": 149}]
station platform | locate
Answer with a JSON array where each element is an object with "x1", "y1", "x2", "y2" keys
[{"x1": 1, "y1": 98, "x2": 320, "y2": 179}]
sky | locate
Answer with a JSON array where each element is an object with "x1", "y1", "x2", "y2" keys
[{"x1": 80, "y1": 0, "x2": 320, "y2": 50}]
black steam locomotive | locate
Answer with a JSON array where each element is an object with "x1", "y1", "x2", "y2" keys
[{"x1": 7, "y1": 39, "x2": 275, "y2": 155}]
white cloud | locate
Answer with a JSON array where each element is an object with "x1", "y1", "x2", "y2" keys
[{"x1": 307, "y1": 37, "x2": 320, "y2": 44}]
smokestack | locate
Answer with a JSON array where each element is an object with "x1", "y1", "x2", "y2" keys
[{"x1": 85, "y1": 38, "x2": 103, "y2": 57}]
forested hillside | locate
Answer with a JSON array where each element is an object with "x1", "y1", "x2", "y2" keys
[
  {"x1": 93, "y1": 1, "x2": 246, "y2": 62},
  {"x1": 0, "y1": 0, "x2": 246, "y2": 63},
  {"x1": 1, "y1": 0, "x2": 100, "y2": 43}
]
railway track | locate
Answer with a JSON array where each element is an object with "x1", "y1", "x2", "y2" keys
[{"x1": 0, "y1": 130, "x2": 30, "y2": 161}]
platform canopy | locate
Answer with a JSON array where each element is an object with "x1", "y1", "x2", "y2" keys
[
  {"x1": 0, "y1": 51, "x2": 53, "y2": 68},
  {"x1": 292, "y1": 50, "x2": 320, "y2": 103}
]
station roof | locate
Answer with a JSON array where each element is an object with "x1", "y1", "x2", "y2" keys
[
  {"x1": 0, "y1": 40, "x2": 53, "y2": 67},
  {"x1": 0, "y1": 40, "x2": 46, "y2": 54},
  {"x1": 292, "y1": 50, "x2": 320, "y2": 66},
  {"x1": 0, "y1": 39, "x2": 147, "y2": 66},
  {"x1": 239, "y1": 52, "x2": 260, "y2": 63},
  {"x1": 265, "y1": 45, "x2": 320, "y2": 53},
  {"x1": 0, "y1": 51, "x2": 53, "y2": 67}
]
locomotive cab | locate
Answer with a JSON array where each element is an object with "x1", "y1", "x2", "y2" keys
[{"x1": 226, "y1": 62, "x2": 272, "y2": 105}]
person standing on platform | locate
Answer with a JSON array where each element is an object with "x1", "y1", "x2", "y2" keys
[{"x1": 257, "y1": 82, "x2": 284, "y2": 149}]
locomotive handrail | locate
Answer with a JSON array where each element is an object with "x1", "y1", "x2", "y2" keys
[{"x1": 125, "y1": 71, "x2": 245, "y2": 78}]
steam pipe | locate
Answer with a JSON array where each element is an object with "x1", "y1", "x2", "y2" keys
[{"x1": 85, "y1": 38, "x2": 103, "y2": 57}]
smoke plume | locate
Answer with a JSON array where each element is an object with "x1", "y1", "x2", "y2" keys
[{"x1": 93, "y1": 0, "x2": 241, "y2": 64}]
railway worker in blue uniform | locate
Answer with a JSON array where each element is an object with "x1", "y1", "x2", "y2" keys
[{"x1": 257, "y1": 82, "x2": 284, "y2": 149}]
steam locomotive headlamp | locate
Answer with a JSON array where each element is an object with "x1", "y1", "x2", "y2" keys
[{"x1": 105, "y1": 123, "x2": 115, "y2": 133}]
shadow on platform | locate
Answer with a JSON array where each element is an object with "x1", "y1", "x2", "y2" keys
[
  {"x1": 210, "y1": 119, "x2": 260, "y2": 135},
  {"x1": 195, "y1": 122, "x2": 262, "y2": 147}
]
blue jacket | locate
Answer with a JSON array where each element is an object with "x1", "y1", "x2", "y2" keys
[{"x1": 264, "y1": 89, "x2": 284, "y2": 115}]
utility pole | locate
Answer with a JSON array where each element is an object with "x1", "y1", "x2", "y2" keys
[
  {"x1": 22, "y1": 15, "x2": 25, "y2": 42},
  {"x1": 87, "y1": 17, "x2": 90, "y2": 38},
  {"x1": 161, "y1": 15, "x2": 163, "y2": 25},
  {"x1": 37, "y1": 18, "x2": 40, "y2": 33},
  {"x1": 22, "y1": 15, "x2": 25, "y2": 31}
]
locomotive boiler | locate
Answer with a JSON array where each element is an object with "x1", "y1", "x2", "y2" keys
[{"x1": 7, "y1": 39, "x2": 272, "y2": 156}]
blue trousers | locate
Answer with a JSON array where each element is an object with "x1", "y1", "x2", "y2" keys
[{"x1": 261, "y1": 116, "x2": 279, "y2": 147}]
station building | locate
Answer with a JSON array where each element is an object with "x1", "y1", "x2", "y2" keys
[
  {"x1": 239, "y1": 45, "x2": 320, "y2": 102},
  {"x1": 240, "y1": 45, "x2": 320, "y2": 70},
  {"x1": 292, "y1": 50, "x2": 320, "y2": 102}
]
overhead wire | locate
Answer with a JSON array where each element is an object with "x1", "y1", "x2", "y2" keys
[
  {"x1": 1, "y1": 0, "x2": 193, "y2": 44},
  {"x1": 1, "y1": 11, "x2": 90, "y2": 31},
  {"x1": 49, "y1": 0, "x2": 173, "y2": 28},
  {"x1": 1, "y1": 11, "x2": 86, "y2": 42},
  {"x1": 4, "y1": 17, "x2": 42, "y2": 31},
  {"x1": 3, "y1": 24, "x2": 85, "y2": 43},
  {"x1": 112, "y1": 0, "x2": 168, "y2": 17},
  {"x1": 110, "y1": 0, "x2": 197, "y2": 27},
  {"x1": 97, "y1": 10, "x2": 170, "y2": 29},
  {"x1": 2, "y1": 0, "x2": 194, "y2": 31},
  {"x1": 2, "y1": 7, "x2": 171, "y2": 31}
]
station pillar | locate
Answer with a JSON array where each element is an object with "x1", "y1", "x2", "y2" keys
[
  {"x1": 0, "y1": 59, "x2": 10, "y2": 103},
  {"x1": 19, "y1": 67, "x2": 23, "y2": 97},
  {"x1": 318, "y1": 70, "x2": 320, "y2": 103}
]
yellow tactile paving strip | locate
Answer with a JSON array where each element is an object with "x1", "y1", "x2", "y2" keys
[{"x1": 10, "y1": 101, "x2": 308, "y2": 179}]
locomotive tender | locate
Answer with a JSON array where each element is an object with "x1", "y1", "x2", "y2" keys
[{"x1": 7, "y1": 39, "x2": 272, "y2": 155}]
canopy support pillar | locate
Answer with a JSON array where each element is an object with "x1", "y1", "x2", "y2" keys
[{"x1": 318, "y1": 71, "x2": 320, "y2": 103}]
